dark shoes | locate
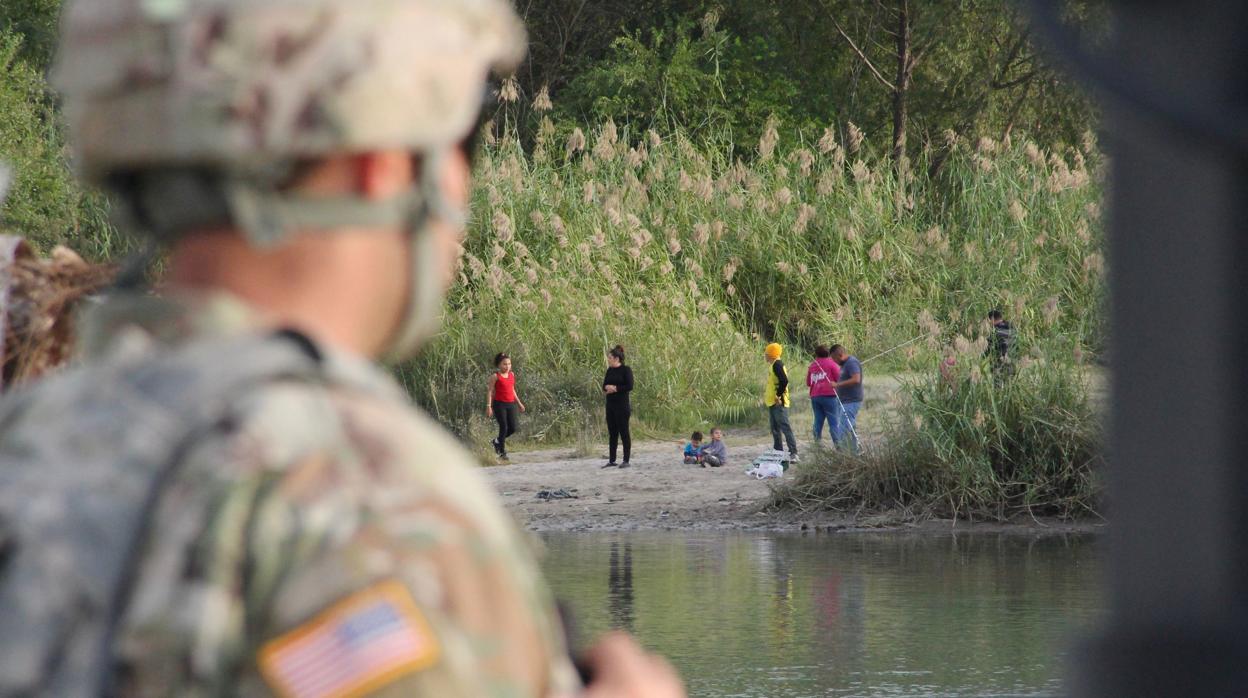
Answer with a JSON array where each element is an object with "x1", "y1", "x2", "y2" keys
[
  {"x1": 491, "y1": 438, "x2": 502, "y2": 455},
  {"x1": 618, "y1": 461, "x2": 631, "y2": 469},
  {"x1": 602, "y1": 461, "x2": 618, "y2": 468}
]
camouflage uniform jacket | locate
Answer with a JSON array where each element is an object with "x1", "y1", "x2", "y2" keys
[{"x1": 0, "y1": 292, "x2": 580, "y2": 697}]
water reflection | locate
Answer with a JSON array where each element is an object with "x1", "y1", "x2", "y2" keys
[
  {"x1": 544, "y1": 531, "x2": 1102, "y2": 698},
  {"x1": 607, "y1": 541, "x2": 634, "y2": 631}
]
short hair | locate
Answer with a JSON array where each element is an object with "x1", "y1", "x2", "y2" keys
[
  {"x1": 691, "y1": 431, "x2": 704, "y2": 441},
  {"x1": 815, "y1": 344, "x2": 831, "y2": 358},
  {"x1": 830, "y1": 344, "x2": 845, "y2": 355},
  {"x1": 493, "y1": 352, "x2": 510, "y2": 367},
  {"x1": 987, "y1": 309, "x2": 1003, "y2": 320},
  {"x1": 711, "y1": 427, "x2": 723, "y2": 435}
]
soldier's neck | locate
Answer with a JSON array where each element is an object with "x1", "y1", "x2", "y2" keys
[{"x1": 166, "y1": 229, "x2": 407, "y2": 359}]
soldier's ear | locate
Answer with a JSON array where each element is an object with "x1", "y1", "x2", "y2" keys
[{"x1": 354, "y1": 151, "x2": 416, "y2": 201}]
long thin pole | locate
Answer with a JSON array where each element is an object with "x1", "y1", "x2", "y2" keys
[
  {"x1": 832, "y1": 393, "x2": 861, "y2": 453},
  {"x1": 861, "y1": 334, "x2": 925, "y2": 365}
]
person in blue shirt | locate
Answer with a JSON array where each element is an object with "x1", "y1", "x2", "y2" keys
[
  {"x1": 683, "y1": 431, "x2": 705, "y2": 464},
  {"x1": 831, "y1": 344, "x2": 864, "y2": 453}
]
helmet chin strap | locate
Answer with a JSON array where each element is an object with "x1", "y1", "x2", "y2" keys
[
  {"x1": 221, "y1": 148, "x2": 464, "y2": 362},
  {"x1": 383, "y1": 149, "x2": 466, "y2": 362}
]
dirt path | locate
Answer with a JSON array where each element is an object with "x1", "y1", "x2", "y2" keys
[
  {"x1": 486, "y1": 377, "x2": 907, "y2": 533},
  {"x1": 487, "y1": 434, "x2": 790, "y2": 532},
  {"x1": 486, "y1": 436, "x2": 1100, "y2": 534}
]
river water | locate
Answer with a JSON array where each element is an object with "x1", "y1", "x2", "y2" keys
[{"x1": 542, "y1": 531, "x2": 1102, "y2": 697}]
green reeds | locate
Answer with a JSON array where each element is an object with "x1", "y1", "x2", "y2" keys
[
  {"x1": 399, "y1": 118, "x2": 1106, "y2": 451},
  {"x1": 770, "y1": 342, "x2": 1103, "y2": 520}
]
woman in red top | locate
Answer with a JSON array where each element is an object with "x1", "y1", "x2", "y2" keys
[{"x1": 486, "y1": 352, "x2": 525, "y2": 461}]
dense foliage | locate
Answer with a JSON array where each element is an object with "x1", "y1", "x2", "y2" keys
[
  {"x1": 0, "y1": 29, "x2": 114, "y2": 257},
  {"x1": 770, "y1": 348, "x2": 1103, "y2": 520},
  {"x1": 512, "y1": 1, "x2": 1102, "y2": 157},
  {"x1": 1, "y1": 0, "x2": 1100, "y2": 256},
  {"x1": 401, "y1": 118, "x2": 1105, "y2": 443}
]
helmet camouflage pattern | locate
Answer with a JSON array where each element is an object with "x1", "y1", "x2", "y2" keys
[
  {"x1": 54, "y1": 0, "x2": 525, "y2": 181},
  {"x1": 54, "y1": 0, "x2": 526, "y2": 357}
]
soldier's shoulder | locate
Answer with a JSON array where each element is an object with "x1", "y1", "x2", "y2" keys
[
  {"x1": 0, "y1": 355, "x2": 142, "y2": 456},
  {"x1": 226, "y1": 351, "x2": 472, "y2": 473},
  {"x1": 201, "y1": 345, "x2": 502, "y2": 515}
]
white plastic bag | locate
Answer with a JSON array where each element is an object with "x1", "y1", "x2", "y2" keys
[
  {"x1": 750, "y1": 461, "x2": 784, "y2": 479},
  {"x1": 745, "y1": 448, "x2": 788, "y2": 479}
]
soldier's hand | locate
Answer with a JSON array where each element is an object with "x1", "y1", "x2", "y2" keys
[{"x1": 582, "y1": 632, "x2": 685, "y2": 698}]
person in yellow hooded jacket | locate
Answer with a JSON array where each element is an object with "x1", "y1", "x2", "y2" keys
[{"x1": 764, "y1": 343, "x2": 799, "y2": 461}]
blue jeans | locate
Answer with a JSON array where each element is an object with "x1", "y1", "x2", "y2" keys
[
  {"x1": 840, "y1": 400, "x2": 862, "y2": 453},
  {"x1": 810, "y1": 396, "x2": 843, "y2": 443}
]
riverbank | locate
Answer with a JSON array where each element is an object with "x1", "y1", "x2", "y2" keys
[
  {"x1": 485, "y1": 377, "x2": 911, "y2": 532},
  {"x1": 485, "y1": 372, "x2": 1104, "y2": 533},
  {"x1": 485, "y1": 425, "x2": 1104, "y2": 535}
]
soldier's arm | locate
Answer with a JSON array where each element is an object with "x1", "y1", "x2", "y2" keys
[{"x1": 246, "y1": 472, "x2": 571, "y2": 698}]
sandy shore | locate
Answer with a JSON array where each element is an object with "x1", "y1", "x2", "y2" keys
[
  {"x1": 484, "y1": 375, "x2": 1103, "y2": 534},
  {"x1": 488, "y1": 435, "x2": 788, "y2": 532},
  {"x1": 485, "y1": 435, "x2": 1103, "y2": 535}
]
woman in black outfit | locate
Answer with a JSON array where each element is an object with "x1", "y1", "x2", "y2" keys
[{"x1": 601, "y1": 345, "x2": 634, "y2": 468}]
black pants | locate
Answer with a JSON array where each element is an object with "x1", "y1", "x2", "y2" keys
[
  {"x1": 769, "y1": 404, "x2": 798, "y2": 455},
  {"x1": 493, "y1": 400, "x2": 519, "y2": 449},
  {"x1": 606, "y1": 404, "x2": 632, "y2": 463}
]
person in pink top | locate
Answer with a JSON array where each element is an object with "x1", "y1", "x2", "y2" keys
[
  {"x1": 486, "y1": 352, "x2": 526, "y2": 461},
  {"x1": 807, "y1": 344, "x2": 844, "y2": 444}
]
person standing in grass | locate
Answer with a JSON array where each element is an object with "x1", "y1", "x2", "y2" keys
[
  {"x1": 764, "y1": 342, "x2": 799, "y2": 462},
  {"x1": 985, "y1": 309, "x2": 1014, "y2": 361},
  {"x1": 602, "y1": 345, "x2": 634, "y2": 468},
  {"x1": 806, "y1": 344, "x2": 843, "y2": 445},
  {"x1": 985, "y1": 308, "x2": 1016, "y2": 380},
  {"x1": 831, "y1": 344, "x2": 864, "y2": 452},
  {"x1": 486, "y1": 352, "x2": 525, "y2": 461}
]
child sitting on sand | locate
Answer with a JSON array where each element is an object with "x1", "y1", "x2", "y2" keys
[
  {"x1": 701, "y1": 428, "x2": 728, "y2": 467},
  {"x1": 683, "y1": 432, "x2": 704, "y2": 464}
]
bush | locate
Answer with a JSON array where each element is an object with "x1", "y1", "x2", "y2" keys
[{"x1": 770, "y1": 342, "x2": 1103, "y2": 520}]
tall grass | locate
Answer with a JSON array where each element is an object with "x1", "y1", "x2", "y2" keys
[
  {"x1": 0, "y1": 30, "x2": 120, "y2": 259},
  {"x1": 401, "y1": 117, "x2": 1106, "y2": 447}
]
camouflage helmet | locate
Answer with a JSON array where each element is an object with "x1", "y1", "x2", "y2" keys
[
  {"x1": 53, "y1": 0, "x2": 526, "y2": 358},
  {"x1": 54, "y1": 0, "x2": 525, "y2": 180}
]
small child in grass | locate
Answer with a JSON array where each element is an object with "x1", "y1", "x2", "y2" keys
[
  {"x1": 701, "y1": 428, "x2": 728, "y2": 467},
  {"x1": 683, "y1": 431, "x2": 704, "y2": 464}
]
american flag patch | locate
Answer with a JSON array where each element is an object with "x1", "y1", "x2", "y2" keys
[{"x1": 258, "y1": 580, "x2": 440, "y2": 698}]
